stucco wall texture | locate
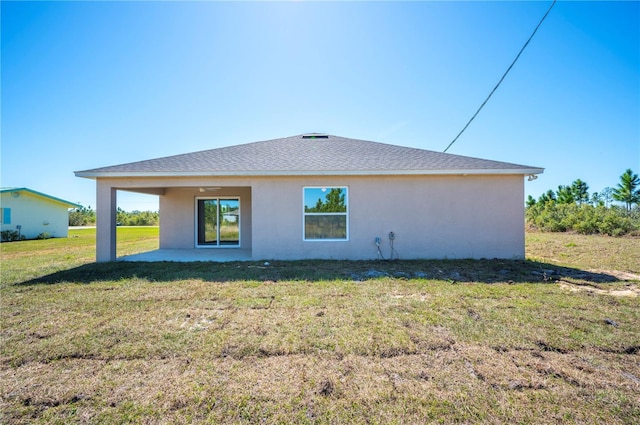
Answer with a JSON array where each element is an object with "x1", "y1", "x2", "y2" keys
[
  {"x1": 98, "y1": 174, "x2": 524, "y2": 261},
  {"x1": 250, "y1": 175, "x2": 523, "y2": 260}
]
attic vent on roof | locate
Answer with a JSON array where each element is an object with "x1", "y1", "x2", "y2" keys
[{"x1": 302, "y1": 134, "x2": 329, "y2": 139}]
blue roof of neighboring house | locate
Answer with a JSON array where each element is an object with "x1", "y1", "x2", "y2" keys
[{"x1": 0, "y1": 188, "x2": 81, "y2": 208}]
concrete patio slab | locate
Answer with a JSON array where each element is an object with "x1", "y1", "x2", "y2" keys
[{"x1": 119, "y1": 249, "x2": 252, "y2": 262}]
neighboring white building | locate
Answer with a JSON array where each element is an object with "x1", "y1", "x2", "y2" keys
[
  {"x1": 0, "y1": 188, "x2": 80, "y2": 239},
  {"x1": 75, "y1": 134, "x2": 544, "y2": 262}
]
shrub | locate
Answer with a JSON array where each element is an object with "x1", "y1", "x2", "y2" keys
[
  {"x1": 35, "y1": 232, "x2": 52, "y2": 240},
  {"x1": 69, "y1": 206, "x2": 96, "y2": 226},
  {"x1": 526, "y1": 203, "x2": 639, "y2": 236},
  {"x1": 115, "y1": 209, "x2": 159, "y2": 226},
  {"x1": 597, "y1": 209, "x2": 635, "y2": 236},
  {"x1": 1, "y1": 230, "x2": 25, "y2": 242},
  {"x1": 527, "y1": 202, "x2": 567, "y2": 232}
]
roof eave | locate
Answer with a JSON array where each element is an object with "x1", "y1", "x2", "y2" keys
[
  {"x1": 75, "y1": 168, "x2": 544, "y2": 179},
  {"x1": 0, "y1": 187, "x2": 82, "y2": 208}
]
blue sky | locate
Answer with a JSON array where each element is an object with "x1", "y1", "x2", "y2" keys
[{"x1": 2, "y1": 1, "x2": 638, "y2": 211}]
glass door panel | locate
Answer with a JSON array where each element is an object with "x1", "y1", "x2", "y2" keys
[
  {"x1": 197, "y1": 199, "x2": 218, "y2": 245},
  {"x1": 219, "y1": 199, "x2": 239, "y2": 245},
  {"x1": 197, "y1": 198, "x2": 240, "y2": 247}
]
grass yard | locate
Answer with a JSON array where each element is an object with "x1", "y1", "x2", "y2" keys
[
  {"x1": 1, "y1": 229, "x2": 638, "y2": 424},
  {"x1": 0, "y1": 227, "x2": 159, "y2": 285}
]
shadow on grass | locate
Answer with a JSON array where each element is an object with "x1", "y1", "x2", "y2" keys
[{"x1": 18, "y1": 259, "x2": 621, "y2": 286}]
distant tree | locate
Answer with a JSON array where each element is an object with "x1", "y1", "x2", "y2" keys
[
  {"x1": 114, "y1": 208, "x2": 159, "y2": 226},
  {"x1": 612, "y1": 169, "x2": 640, "y2": 211},
  {"x1": 69, "y1": 206, "x2": 96, "y2": 226},
  {"x1": 306, "y1": 188, "x2": 347, "y2": 213},
  {"x1": 312, "y1": 198, "x2": 324, "y2": 212},
  {"x1": 134, "y1": 210, "x2": 159, "y2": 226},
  {"x1": 570, "y1": 179, "x2": 589, "y2": 204},
  {"x1": 526, "y1": 195, "x2": 537, "y2": 208},
  {"x1": 116, "y1": 207, "x2": 128, "y2": 226},
  {"x1": 600, "y1": 187, "x2": 614, "y2": 207},
  {"x1": 538, "y1": 190, "x2": 556, "y2": 204},
  {"x1": 590, "y1": 192, "x2": 604, "y2": 207},
  {"x1": 556, "y1": 185, "x2": 575, "y2": 204},
  {"x1": 323, "y1": 188, "x2": 347, "y2": 212}
]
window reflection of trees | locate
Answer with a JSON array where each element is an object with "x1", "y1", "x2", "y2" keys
[
  {"x1": 304, "y1": 188, "x2": 347, "y2": 213},
  {"x1": 304, "y1": 187, "x2": 348, "y2": 240}
]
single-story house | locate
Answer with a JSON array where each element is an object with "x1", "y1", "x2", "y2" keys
[
  {"x1": 0, "y1": 187, "x2": 81, "y2": 239},
  {"x1": 75, "y1": 134, "x2": 543, "y2": 262}
]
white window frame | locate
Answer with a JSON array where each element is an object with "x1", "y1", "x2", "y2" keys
[
  {"x1": 302, "y1": 186, "x2": 349, "y2": 242},
  {"x1": 194, "y1": 197, "x2": 241, "y2": 248}
]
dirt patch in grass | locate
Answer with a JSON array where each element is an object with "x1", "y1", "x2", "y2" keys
[{"x1": 590, "y1": 270, "x2": 640, "y2": 282}]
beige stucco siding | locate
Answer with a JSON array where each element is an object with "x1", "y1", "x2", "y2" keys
[
  {"x1": 160, "y1": 186, "x2": 252, "y2": 249},
  {"x1": 159, "y1": 189, "x2": 194, "y2": 249},
  {"x1": 94, "y1": 173, "x2": 525, "y2": 261},
  {"x1": 250, "y1": 175, "x2": 524, "y2": 260},
  {"x1": 0, "y1": 191, "x2": 73, "y2": 239}
]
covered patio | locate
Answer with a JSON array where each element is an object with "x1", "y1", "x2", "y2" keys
[{"x1": 90, "y1": 181, "x2": 253, "y2": 262}]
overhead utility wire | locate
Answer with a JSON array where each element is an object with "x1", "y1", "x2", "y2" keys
[{"x1": 443, "y1": 0, "x2": 557, "y2": 153}]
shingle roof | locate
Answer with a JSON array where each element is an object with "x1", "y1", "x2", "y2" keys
[{"x1": 75, "y1": 134, "x2": 543, "y2": 178}]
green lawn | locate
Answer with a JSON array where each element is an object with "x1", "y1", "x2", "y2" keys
[
  {"x1": 0, "y1": 227, "x2": 158, "y2": 285},
  {"x1": 1, "y1": 229, "x2": 638, "y2": 424}
]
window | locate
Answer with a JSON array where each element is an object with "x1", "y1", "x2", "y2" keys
[
  {"x1": 1, "y1": 208, "x2": 10, "y2": 224},
  {"x1": 196, "y1": 198, "x2": 240, "y2": 247},
  {"x1": 303, "y1": 187, "x2": 348, "y2": 241}
]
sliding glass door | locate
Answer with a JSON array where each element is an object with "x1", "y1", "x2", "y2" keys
[{"x1": 196, "y1": 198, "x2": 240, "y2": 247}]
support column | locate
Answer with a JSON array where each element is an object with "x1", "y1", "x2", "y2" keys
[{"x1": 96, "y1": 181, "x2": 117, "y2": 262}]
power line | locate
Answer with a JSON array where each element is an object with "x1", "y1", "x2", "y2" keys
[{"x1": 443, "y1": 0, "x2": 557, "y2": 153}]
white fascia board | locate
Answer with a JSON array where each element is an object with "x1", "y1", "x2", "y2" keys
[
  {"x1": 3, "y1": 187, "x2": 82, "y2": 208},
  {"x1": 75, "y1": 168, "x2": 544, "y2": 179}
]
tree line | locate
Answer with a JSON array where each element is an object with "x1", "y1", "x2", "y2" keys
[
  {"x1": 69, "y1": 206, "x2": 159, "y2": 226},
  {"x1": 526, "y1": 169, "x2": 640, "y2": 236},
  {"x1": 305, "y1": 188, "x2": 347, "y2": 213}
]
